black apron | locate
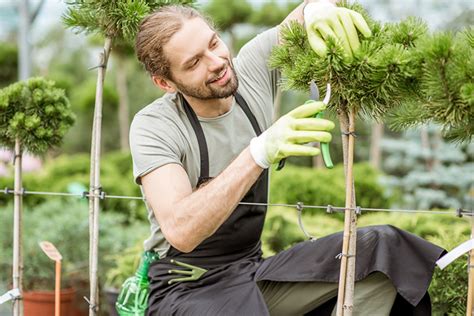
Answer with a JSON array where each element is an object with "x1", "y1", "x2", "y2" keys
[{"x1": 147, "y1": 93, "x2": 446, "y2": 316}]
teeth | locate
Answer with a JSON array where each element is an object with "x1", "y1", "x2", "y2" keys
[{"x1": 214, "y1": 69, "x2": 226, "y2": 81}]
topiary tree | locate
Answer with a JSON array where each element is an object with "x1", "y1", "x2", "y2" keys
[
  {"x1": 0, "y1": 76, "x2": 74, "y2": 314},
  {"x1": 0, "y1": 77, "x2": 75, "y2": 154},
  {"x1": 270, "y1": 1, "x2": 473, "y2": 312},
  {"x1": 62, "y1": 1, "x2": 195, "y2": 313}
]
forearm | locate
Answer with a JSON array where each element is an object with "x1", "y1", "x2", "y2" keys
[
  {"x1": 169, "y1": 147, "x2": 263, "y2": 252},
  {"x1": 280, "y1": 1, "x2": 307, "y2": 29},
  {"x1": 279, "y1": 0, "x2": 338, "y2": 30}
]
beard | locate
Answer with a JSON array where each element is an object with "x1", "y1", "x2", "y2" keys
[{"x1": 173, "y1": 59, "x2": 239, "y2": 100}]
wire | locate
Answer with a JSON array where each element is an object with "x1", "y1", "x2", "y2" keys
[{"x1": 1, "y1": 187, "x2": 471, "y2": 216}]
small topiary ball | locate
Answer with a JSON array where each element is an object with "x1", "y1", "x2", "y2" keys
[{"x1": 0, "y1": 77, "x2": 75, "y2": 154}]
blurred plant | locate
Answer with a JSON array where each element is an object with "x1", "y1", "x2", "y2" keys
[
  {"x1": 105, "y1": 243, "x2": 143, "y2": 290},
  {"x1": 203, "y1": 0, "x2": 252, "y2": 53},
  {"x1": 380, "y1": 129, "x2": 473, "y2": 209},
  {"x1": 389, "y1": 27, "x2": 474, "y2": 143},
  {"x1": 0, "y1": 151, "x2": 145, "y2": 221},
  {"x1": 270, "y1": 163, "x2": 390, "y2": 211},
  {"x1": 249, "y1": 0, "x2": 299, "y2": 28},
  {"x1": 0, "y1": 43, "x2": 18, "y2": 88},
  {"x1": 0, "y1": 77, "x2": 75, "y2": 154},
  {"x1": 428, "y1": 231, "x2": 469, "y2": 315},
  {"x1": 0, "y1": 199, "x2": 148, "y2": 291}
]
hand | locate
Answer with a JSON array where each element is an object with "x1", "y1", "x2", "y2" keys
[
  {"x1": 304, "y1": 0, "x2": 372, "y2": 58},
  {"x1": 249, "y1": 101, "x2": 334, "y2": 169}
]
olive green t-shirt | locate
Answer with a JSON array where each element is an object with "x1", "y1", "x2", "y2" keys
[{"x1": 130, "y1": 27, "x2": 280, "y2": 256}]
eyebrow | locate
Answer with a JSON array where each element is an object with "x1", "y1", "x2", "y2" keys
[{"x1": 182, "y1": 32, "x2": 218, "y2": 68}]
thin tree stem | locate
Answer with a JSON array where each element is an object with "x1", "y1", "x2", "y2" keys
[
  {"x1": 336, "y1": 107, "x2": 357, "y2": 316},
  {"x1": 89, "y1": 36, "x2": 113, "y2": 316},
  {"x1": 12, "y1": 138, "x2": 23, "y2": 316}
]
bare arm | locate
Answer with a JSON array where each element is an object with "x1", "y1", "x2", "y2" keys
[
  {"x1": 279, "y1": 0, "x2": 338, "y2": 30},
  {"x1": 141, "y1": 147, "x2": 263, "y2": 253}
]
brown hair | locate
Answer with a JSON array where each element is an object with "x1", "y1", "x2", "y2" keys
[{"x1": 135, "y1": 5, "x2": 213, "y2": 80}]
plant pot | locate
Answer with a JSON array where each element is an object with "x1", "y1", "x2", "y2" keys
[
  {"x1": 104, "y1": 287, "x2": 119, "y2": 316},
  {"x1": 23, "y1": 288, "x2": 76, "y2": 316}
]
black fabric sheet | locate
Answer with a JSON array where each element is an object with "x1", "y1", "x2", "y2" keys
[{"x1": 147, "y1": 225, "x2": 445, "y2": 315}]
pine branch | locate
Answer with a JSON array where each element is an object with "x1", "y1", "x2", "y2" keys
[{"x1": 63, "y1": 0, "x2": 196, "y2": 42}]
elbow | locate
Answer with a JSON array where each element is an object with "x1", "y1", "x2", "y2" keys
[
  {"x1": 172, "y1": 240, "x2": 196, "y2": 254},
  {"x1": 165, "y1": 231, "x2": 198, "y2": 254}
]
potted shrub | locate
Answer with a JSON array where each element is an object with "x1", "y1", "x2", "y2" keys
[{"x1": 0, "y1": 198, "x2": 149, "y2": 315}]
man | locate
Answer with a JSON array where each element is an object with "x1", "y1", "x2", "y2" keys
[{"x1": 131, "y1": 2, "x2": 444, "y2": 315}]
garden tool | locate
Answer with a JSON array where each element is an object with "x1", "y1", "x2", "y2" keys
[
  {"x1": 277, "y1": 81, "x2": 333, "y2": 170},
  {"x1": 167, "y1": 259, "x2": 208, "y2": 285},
  {"x1": 250, "y1": 88, "x2": 332, "y2": 169}
]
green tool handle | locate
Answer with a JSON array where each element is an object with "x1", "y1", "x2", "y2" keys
[
  {"x1": 276, "y1": 101, "x2": 334, "y2": 171},
  {"x1": 315, "y1": 111, "x2": 333, "y2": 169},
  {"x1": 305, "y1": 100, "x2": 333, "y2": 169}
]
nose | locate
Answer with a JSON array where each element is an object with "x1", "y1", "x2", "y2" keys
[{"x1": 205, "y1": 51, "x2": 225, "y2": 72}]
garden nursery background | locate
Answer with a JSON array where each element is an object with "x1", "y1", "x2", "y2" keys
[{"x1": 0, "y1": 0, "x2": 473, "y2": 315}]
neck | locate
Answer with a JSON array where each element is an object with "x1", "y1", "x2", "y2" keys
[{"x1": 182, "y1": 94, "x2": 234, "y2": 118}]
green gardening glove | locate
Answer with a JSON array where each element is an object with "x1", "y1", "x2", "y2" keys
[
  {"x1": 249, "y1": 101, "x2": 334, "y2": 169},
  {"x1": 304, "y1": 0, "x2": 372, "y2": 58}
]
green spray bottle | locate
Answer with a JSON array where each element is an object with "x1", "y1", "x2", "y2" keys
[{"x1": 116, "y1": 251, "x2": 158, "y2": 316}]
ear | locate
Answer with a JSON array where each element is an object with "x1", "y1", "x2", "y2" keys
[{"x1": 152, "y1": 76, "x2": 177, "y2": 93}]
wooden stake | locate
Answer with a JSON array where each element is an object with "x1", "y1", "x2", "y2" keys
[
  {"x1": 55, "y1": 260, "x2": 61, "y2": 316},
  {"x1": 336, "y1": 110, "x2": 357, "y2": 316},
  {"x1": 467, "y1": 216, "x2": 474, "y2": 316},
  {"x1": 12, "y1": 138, "x2": 23, "y2": 316},
  {"x1": 343, "y1": 111, "x2": 357, "y2": 315},
  {"x1": 88, "y1": 37, "x2": 113, "y2": 316},
  {"x1": 39, "y1": 241, "x2": 62, "y2": 316}
]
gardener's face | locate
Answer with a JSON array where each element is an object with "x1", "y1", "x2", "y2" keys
[{"x1": 158, "y1": 17, "x2": 238, "y2": 99}]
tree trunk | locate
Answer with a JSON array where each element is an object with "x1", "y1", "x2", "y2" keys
[
  {"x1": 12, "y1": 139, "x2": 23, "y2": 316},
  {"x1": 273, "y1": 86, "x2": 282, "y2": 121},
  {"x1": 228, "y1": 28, "x2": 237, "y2": 56},
  {"x1": 115, "y1": 55, "x2": 130, "y2": 152},
  {"x1": 88, "y1": 36, "x2": 113, "y2": 316},
  {"x1": 420, "y1": 127, "x2": 433, "y2": 171},
  {"x1": 312, "y1": 146, "x2": 324, "y2": 168},
  {"x1": 468, "y1": 220, "x2": 474, "y2": 315},
  {"x1": 336, "y1": 108, "x2": 357, "y2": 316},
  {"x1": 369, "y1": 122, "x2": 384, "y2": 170}
]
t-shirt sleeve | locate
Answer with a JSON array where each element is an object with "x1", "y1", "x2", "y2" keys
[
  {"x1": 129, "y1": 113, "x2": 183, "y2": 185},
  {"x1": 234, "y1": 27, "x2": 280, "y2": 100}
]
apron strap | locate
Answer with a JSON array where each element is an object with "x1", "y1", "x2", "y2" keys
[
  {"x1": 182, "y1": 95, "x2": 210, "y2": 183},
  {"x1": 181, "y1": 92, "x2": 262, "y2": 186},
  {"x1": 235, "y1": 92, "x2": 262, "y2": 136}
]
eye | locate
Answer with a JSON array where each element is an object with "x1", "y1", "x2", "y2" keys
[
  {"x1": 189, "y1": 58, "x2": 199, "y2": 69},
  {"x1": 211, "y1": 40, "x2": 219, "y2": 48}
]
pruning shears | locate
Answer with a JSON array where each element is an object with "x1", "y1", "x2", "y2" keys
[{"x1": 277, "y1": 81, "x2": 334, "y2": 170}]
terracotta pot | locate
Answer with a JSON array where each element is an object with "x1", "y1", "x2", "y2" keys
[{"x1": 23, "y1": 288, "x2": 76, "y2": 316}]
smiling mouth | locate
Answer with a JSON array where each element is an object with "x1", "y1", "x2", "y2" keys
[{"x1": 208, "y1": 67, "x2": 227, "y2": 84}]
